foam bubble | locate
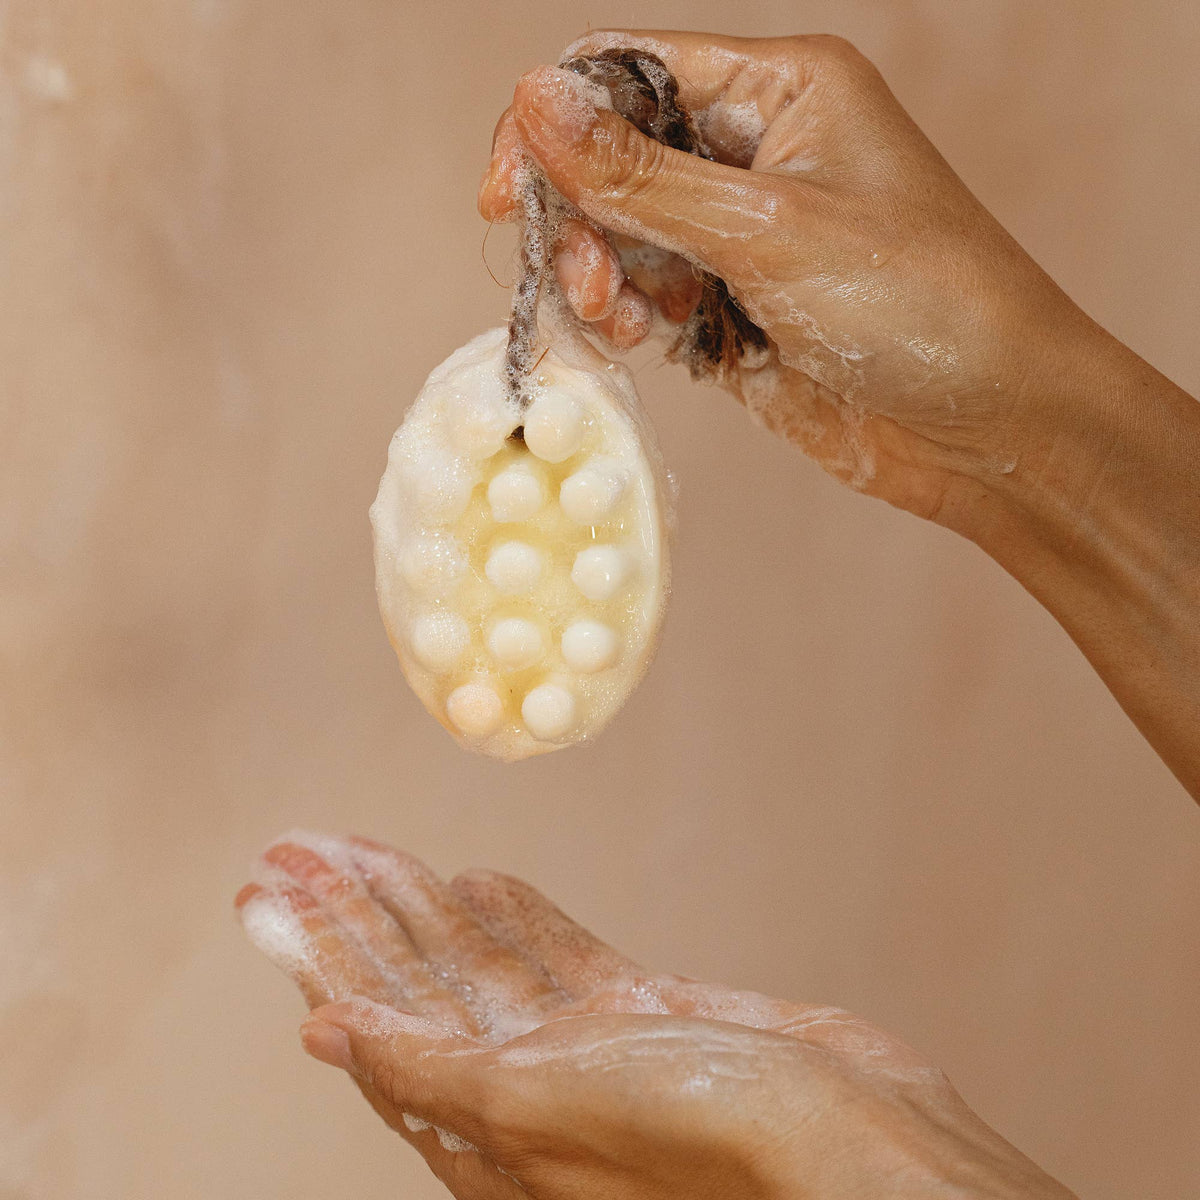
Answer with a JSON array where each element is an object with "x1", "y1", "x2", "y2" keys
[
  {"x1": 528, "y1": 65, "x2": 614, "y2": 141},
  {"x1": 239, "y1": 892, "x2": 313, "y2": 975},
  {"x1": 696, "y1": 98, "x2": 766, "y2": 168},
  {"x1": 435, "y1": 1127, "x2": 477, "y2": 1153}
]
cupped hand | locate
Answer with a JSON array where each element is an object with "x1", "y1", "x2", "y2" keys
[
  {"x1": 480, "y1": 30, "x2": 1115, "y2": 524},
  {"x1": 237, "y1": 832, "x2": 1076, "y2": 1200}
]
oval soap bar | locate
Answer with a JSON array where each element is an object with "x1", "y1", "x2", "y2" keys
[{"x1": 370, "y1": 327, "x2": 670, "y2": 761}]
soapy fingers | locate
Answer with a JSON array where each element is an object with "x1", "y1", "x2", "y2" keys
[
  {"x1": 237, "y1": 833, "x2": 567, "y2": 1037},
  {"x1": 451, "y1": 867, "x2": 645, "y2": 996},
  {"x1": 301, "y1": 1002, "x2": 813, "y2": 1198},
  {"x1": 484, "y1": 61, "x2": 811, "y2": 299}
]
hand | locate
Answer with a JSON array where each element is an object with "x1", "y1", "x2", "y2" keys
[
  {"x1": 482, "y1": 30, "x2": 1200, "y2": 799},
  {"x1": 237, "y1": 832, "x2": 1076, "y2": 1199},
  {"x1": 480, "y1": 30, "x2": 1107, "y2": 521}
]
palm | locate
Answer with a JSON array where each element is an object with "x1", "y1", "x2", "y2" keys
[
  {"x1": 239, "y1": 834, "x2": 1069, "y2": 1200},
  {"x1": 238, "y1": 832, "x2": 918, "y2": 1068}
]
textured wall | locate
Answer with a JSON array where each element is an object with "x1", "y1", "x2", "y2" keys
[{"x1": 2, "y1": 2, "x2": 1197, "y2": 1197}]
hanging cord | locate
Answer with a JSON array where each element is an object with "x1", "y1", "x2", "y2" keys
[
  {"x1": 503, "y1": 168, "x2": 550, "y2": 409},
  {"x1": 503, "y1": 47, "x2": 768, "y2": 409}
]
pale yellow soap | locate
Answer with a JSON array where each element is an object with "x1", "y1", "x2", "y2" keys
[{"x1": 370, "y1": 327, "x2": 670, "y2": 760}]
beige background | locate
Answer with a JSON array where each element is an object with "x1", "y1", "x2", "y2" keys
[{"x1": 2, "y1": 1, "x2": 1198, "y2": 1197}]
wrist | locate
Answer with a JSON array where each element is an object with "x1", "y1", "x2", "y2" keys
[
  {"x1": 943, "y1": 321, "x2": 1200, "y2": 793},
  {"x1": 957, "y1": 325, "x2": 1199, "y2": 584}
]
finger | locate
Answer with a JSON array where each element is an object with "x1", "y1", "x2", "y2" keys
[
  {"x1": 237, "y1": 883, "x2": 394, "y2": 1008},
  {"x1": 590, "y1": 281, "x2": 653, "y2": 350},
  {"x1": 479, "y1": 106, "x2": 524, "y2": 222},
  {"x1": 450, "y1": 869, "x2": 641, "y2": 998},
  {"x1": 560, "y1": 29, "x2": 824, "y2": 149},
  {"x1": 261, "y1": 838, "x2": 476, "y2": 1030},
  {"x1": 613, "y1": 237, "x2": 703, "y2": 325},
  {"x1": 562, "y1": 29, "x2": 773, "y2": 109},
  {"x1": 553, "y1": 218, "x2": 623, "y2": 321},
  {"x1": 348, "y1": 838, "x2": 563, "y2": 1033},
  {"x1": 510, "y1": 65, "x2": 806, "y2": 287},
  {"x1": 481, "y1": 32, "x2": 796, "y2": 221},
  {"x1": 301, "y1": 998, "x2": 513, "y2": 1158}
]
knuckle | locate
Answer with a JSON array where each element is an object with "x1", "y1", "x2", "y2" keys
[
  {"x1": 807, "y1": 34, "x2": 881, "y2": 83},
  {"x1": 449, "y1": 866, "x2": 491, "y2": 891},
  {"x1": 366, "y1": 1056, "x2": 407, "y2": 1109},
  {"x1": 590, "y1": 121, "x2": 666, "y2": 204},
  {"x1": 743, "y1": 173, "x2": 805, "y2": 235},
  {"x1": 801, "y1": 33, "x2": 859, "y2": 60}
]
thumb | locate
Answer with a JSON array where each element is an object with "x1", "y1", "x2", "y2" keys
[
  {"x1": 301, "y1": 998, "x2": 501, "y2": 1149},
  {"x1": 512, "y1": 65, "x2": 789, "y2": 285}
]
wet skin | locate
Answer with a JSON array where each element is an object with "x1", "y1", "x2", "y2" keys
[
  {"x1": 239, "y1": 27, "x2": 1195, "y2": 1200},
  {"x1": 237, "y1": 833, "x2": 1078, "y2": 1200},
  {"x1": 482, "y1": 30, "x2": 1200, "y2": 798}
]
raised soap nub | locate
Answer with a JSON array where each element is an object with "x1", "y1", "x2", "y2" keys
[
  {"x1": 487, "y1": 462, "x2": 546, "y2": 522},
  {"x1": 559, "y1": 459, "x2": 626, "y2": 524},
  {"x1": 487, "y1": 617, "x2": 544, "y2": 669},
  {"x1": 448, "y1": 389, "x2": 514, "y2": 460},
  {"x1": 410, "y1": 611, "x2": 469, "y2": 672},
  {"x1": 446, "y1": 682, "x2": 504, "y2": 736},
  {"x1": 521, "y1": 682, "x2": 577, "y2": 740},
  {"x1": 571, "y1": 545, "x2": 630, "y2": 601},
  {"x1": 561, "y1": 619, "x2": 619, "y2": 673},
  {"x1": 409, "y1": 453, "x2": 474, "y2": 523},
  {"x1": 485, "y1": 541, "x2": 543, "y2": 593},
  {"x1": 400, "y1": 532, "x2": 468, "y2": 593},
  {"x1": 523, "y1": 390, "x2": 585, "y2": 463}
]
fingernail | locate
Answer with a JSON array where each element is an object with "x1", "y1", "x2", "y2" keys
[
  {"x1": 520, "y1": 66, "x2": 602, "y2": 147},
  {"x1": 300, "y1": 1018, "x2": 354, "y2": 1072}
]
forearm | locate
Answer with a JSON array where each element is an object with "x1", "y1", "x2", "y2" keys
[{"x1": 952, "y1": 324, "x2": 1200, "y2": 798}]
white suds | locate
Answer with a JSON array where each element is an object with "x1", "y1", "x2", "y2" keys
[
  {"x1": 696, "y1": 99, "x2": 765, "y2": 168},
  {"x1": 401, "y1": 1112, "x2": 479, "y2": 1155},
  {"x1": 434, "y1": 1127, "x2": 477, "y2": 1153},
  {"x1": 239, "y1": 891, "x2": 314, "y2": 976}
]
